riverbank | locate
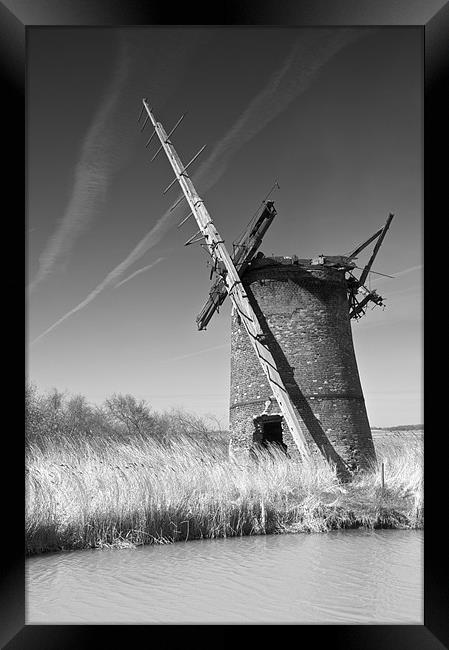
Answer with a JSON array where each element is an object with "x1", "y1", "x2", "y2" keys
[{"x1": 26, "y1": 430, "x2": 423, "y2": 555}]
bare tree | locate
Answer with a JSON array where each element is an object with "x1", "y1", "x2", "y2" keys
[{"x1": 104, "y1": 393, "x2": 155, "y2": 438}]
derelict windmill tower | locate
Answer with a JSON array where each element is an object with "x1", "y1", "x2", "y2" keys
[{"x1": 138, "y1": 100, "x2": 394, "y2": 477}]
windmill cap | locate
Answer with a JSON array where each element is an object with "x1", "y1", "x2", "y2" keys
[{"x1": 247, "y1": 254, "x2": 355, "y2": 271}]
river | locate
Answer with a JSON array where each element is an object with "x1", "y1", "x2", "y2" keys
[{"x1": 26, "y1": 529, "x2": 423, "y2": 624}]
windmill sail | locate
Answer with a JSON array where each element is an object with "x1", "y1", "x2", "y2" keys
[
  {"x1": 196, "y1": 201, "x2": 277, "y2": 330},
  {"x1": 141, "y1": 100, "x2": 311, "y2": 459}
]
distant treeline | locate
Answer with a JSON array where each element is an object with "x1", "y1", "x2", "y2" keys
[
  {"x1": 25, "y1": 382, "x2": 228, "y2": 450},
  {"x1": 374, "y1": 424, "x2": 424, "y2": 431}
]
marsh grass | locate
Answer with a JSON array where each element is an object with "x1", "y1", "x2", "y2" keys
[{"x1": 26, "y1": 429, "x2": 423, "y2": 555}]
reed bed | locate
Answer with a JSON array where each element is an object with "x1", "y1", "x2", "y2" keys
[{"x1": 26, "y1": 430, "x2": 423, "y2": 555}]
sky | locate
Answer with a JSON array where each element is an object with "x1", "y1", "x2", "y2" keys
[{"x1": 27, "y1": 27, "x2": 423, "y2": 428}]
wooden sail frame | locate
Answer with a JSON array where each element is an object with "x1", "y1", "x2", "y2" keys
[{"x1": 141, "y1": 100, "x2": 311, "y2": 458}]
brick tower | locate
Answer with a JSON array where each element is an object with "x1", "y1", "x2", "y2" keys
[
  {"x1": 139, "y1": 102, "x2": 392, "y2": 476},
  {"x1": 229, "y1": 254, "x2": 376, "y2": 471}
]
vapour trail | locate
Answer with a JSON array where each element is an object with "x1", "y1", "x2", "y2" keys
[
  {"x1": 31, "y1": 251, "x2": 167, "y2": 344},
  {"x1": 112, "y1": 29, "x2": 365, "y2": 268},
  {"x1": 114, "y1": 257, "x2": 165, "y2": 288},
  {"x1": 383, "y1": 285, "x2": 420, "y2": 298},
  {"x1": 372, "y1": 263, "x2": 423, "y2": 288},
  {"x1": 31, "y1": 279, "x2": 120, "y2": 345},
  {"x1": 192, "y1": 29, "x2": 364, "y2": 194},
  {"x1": 392, "y1": 264, "x2": 423, "y2": 277},
  {"x1": 28, "y1": 36, "x2": 131, "y2": 295},
  {"x1": 31, "y1": 30, "x2": 363, "y2": 345},
  {"x1": 159, "y1": 344, "x2": 229, "y2": 364}
]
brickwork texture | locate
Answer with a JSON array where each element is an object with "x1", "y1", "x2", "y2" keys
[{"x1": 229, "y1": 258, "x2": 376, "y2": 471}]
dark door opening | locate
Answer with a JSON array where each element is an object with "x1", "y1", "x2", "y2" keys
[{"x1": 253, "y1": 415, "x2": 287, "y2": 454}]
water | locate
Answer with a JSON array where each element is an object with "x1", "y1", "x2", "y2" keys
[{"x1": 26, "y1": 529, "x2": 423, "y2": 624}]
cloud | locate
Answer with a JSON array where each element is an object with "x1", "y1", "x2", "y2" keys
[
  {"x1": 28, "y1": 35, "x2": 131, "y2": 295},
  {"x1": 114, "y1": 257, "x2": 164, "y2": 288},
  {"x1": 31, "y1": 30, "x2": 364, "y2": 344}
]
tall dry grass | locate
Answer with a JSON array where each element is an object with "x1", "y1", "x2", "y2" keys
[{"x1": 26, "y1": 429, "x2": 423, "y2": 555}]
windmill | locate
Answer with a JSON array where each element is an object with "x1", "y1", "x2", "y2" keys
[{"x1": 138, "y1": 101, "x2": 394, "y2": 476}]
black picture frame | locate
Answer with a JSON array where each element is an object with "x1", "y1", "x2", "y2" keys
[{"x1": 3, "y1": 1, "x2": 444, "y2": 647}]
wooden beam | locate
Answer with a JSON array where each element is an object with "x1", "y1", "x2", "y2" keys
[
  {"x1": 196, "y1": 202, "x2": 277, "y2": 330},
  {"x1": 358, "y1": 214, "x2": 394, "y2": 287},
  {"x1": 347, "y1": 228, "x2": 383, "y2": 259},
  {"x1": 142, "y1": 100, "x2": 311, "y2": 460}
]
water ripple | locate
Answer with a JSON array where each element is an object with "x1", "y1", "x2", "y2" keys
[{"x1": 26, "y1": 529, "x2": 423, "y2": 624}]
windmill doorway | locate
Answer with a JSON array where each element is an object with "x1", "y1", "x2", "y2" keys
[{"x1": 252, "y1": 414, "x2": 287, "y2": 454}]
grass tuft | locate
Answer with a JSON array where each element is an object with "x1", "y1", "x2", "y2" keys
[{"x1": 26, "y1": 429, "x2": 423, "y2": 555}]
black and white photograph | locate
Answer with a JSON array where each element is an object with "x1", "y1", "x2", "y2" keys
[{"x1": 14, "y1": 8, "x2": 434, "y2": 635}]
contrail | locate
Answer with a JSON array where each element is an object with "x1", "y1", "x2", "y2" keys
[
  {"x1": 31, "y1": 222, "x2": 173, "y2": 344},
  {"x1": 30, "y1": 253, "x2": 165, "y2": 345},
  {"x1": 159, "y1": 343, "x2": 229, "y2": 364},
  {"x1": 31, "y1": 30, "x2": 364, "y2": 345},
  {"x1": 28, "y1": 35, "x2": 131, "y2": 295},
  {"x1": 392, "y1": 264, "x2": 423, "y2": 277},
  {"x1": 192, "y1": 29, "x2": 364, "y2": 194},
  {"x1": 121, "y1": 29, "x2": 365, "y2": 260},
  {"x1": 383, "y1": 285, "x2": 420, "y2": 298},
  {"x1": 31, "y1": 278, "x2": 117, "y2": 345},
  {"x1": 114, "y1": 257, "x2": 164, "y2": 288},
  {"x1": 372, "y1": 263, "x2": 423, "y2": 288}
]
